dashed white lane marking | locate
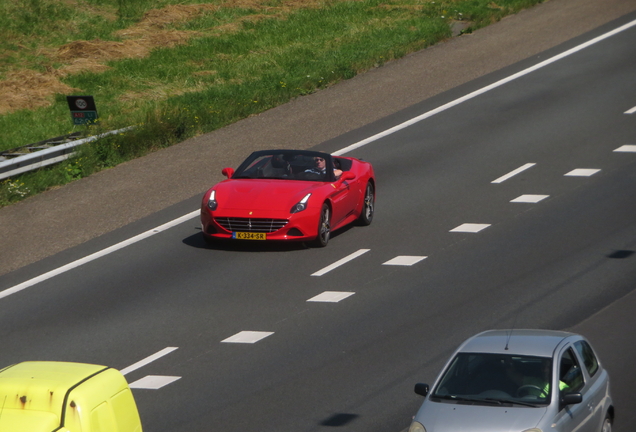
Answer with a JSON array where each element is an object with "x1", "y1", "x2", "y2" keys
[
  {"x1": 7, "y1": 20, "x2": 636, "y2": 300},
  {"x1": 614, "y1": 145, "x2": 636, "y2": 152},
  {"x1": 491, "y1": 163, "x2": 536, "y2": 184},
  {"x1": 625, "y1": 106, "x2": 636, "y2": 114},
  {"x1": 120, "y1": 347, "x2": 179, "y2": 376},
  {"x1": 307, "y1": 291, "x2": 355, "y2": 302},
  {"x1": 311, "y1": 249, "x2": 370, "y2": 276},
  {"x1": 121, "y1": 347, "x2": 181, "y2": 390},
  {"x1": 383, "y1": 256, "x2": 428, "y2": 266},
  {"x1": 222, "y1": 331, "x2": 274, "y2": 343},
  {"x1": 565, "y1": 168, "x2": 601, "y2": 177},
  {"x1": 129, "y1": 375, "x2": 181, "y2": 390},
  {"x1": 450, "y1": 223, "x2": 491, "y2": 233},
  {"x1": 0, "y1": 210, "x2": 200, "y2": 300},
  {"x1": 511, "y1": 194, "x2": 549, "y2": 203}
]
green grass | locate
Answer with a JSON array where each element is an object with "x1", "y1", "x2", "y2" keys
[{"x1": 0, "y1": 0, "x2": 544, "y2": 206}]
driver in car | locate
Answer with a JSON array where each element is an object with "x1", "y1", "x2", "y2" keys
[
  {"x1": 505, "y1": 360, "x2": 569, "y2": 399},
  {"x1": 305, "y1": 156, "x2": 343, "y2": 178}
]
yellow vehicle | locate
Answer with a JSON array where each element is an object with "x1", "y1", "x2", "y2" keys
[{"x1": 0, "y1": 361, "x2": 142, "y2": 432}]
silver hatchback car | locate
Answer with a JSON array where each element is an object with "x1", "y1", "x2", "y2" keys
[{"x1": 409, "y1": 329, "x2": 613, "y2": 432}]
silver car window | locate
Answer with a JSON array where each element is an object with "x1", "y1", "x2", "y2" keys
[
  {"x1": 559, "y1": 348, "x2": 585, "y2": 393},
  {"x1": 573, "y1": 340, "x2": 599, "y2": 377},
  {"x1": 432, "y1": 353, "x2": 552, "y2": 404}
]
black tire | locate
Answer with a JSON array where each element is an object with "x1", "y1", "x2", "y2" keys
[
  {"x1": 357, "y1": 181, "x2": 375, "y2": 226},
  {"x1": 311, "y1": 203, "x2": 331, "y2": 247}
]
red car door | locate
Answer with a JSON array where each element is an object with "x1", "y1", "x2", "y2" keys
[{"x1": 329, "y1": 176, "x2": 361, "y2": 228}]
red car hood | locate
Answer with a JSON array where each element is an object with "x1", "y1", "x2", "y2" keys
[{"x1": 215, "y1": 179, "x2": 319, "y2": 211}]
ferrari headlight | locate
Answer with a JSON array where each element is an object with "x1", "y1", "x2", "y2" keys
[
  {"x1": 207, "y1": 190, "x2": 218, "y2": 211},
  {"x1": 290, "y1": 193, "x2": 311, "y2": 214},
  {"x1": 408, "y1": 421, "x2": 426, "y2": 432}
]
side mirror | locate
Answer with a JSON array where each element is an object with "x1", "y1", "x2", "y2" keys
[
  {"x1": 222, "y1": 168, "x2": 234, "y2": 179},
  {"x1": 414, "y1": 383, "x2": 429, "y2": 397},
  {"x1": 560, "y1": 393, "x2": 583, "y2": 407},
  {"x1": 339, "y1": 171, "x2": 356, "y2": 182}
]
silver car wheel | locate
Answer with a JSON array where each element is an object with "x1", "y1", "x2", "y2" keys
[
  {"x1": 358, "y1": 181, "x2": 374, "y2": 226},
  {"x1": 312, "y1": 203, "x2": 331, "y2": 247}
]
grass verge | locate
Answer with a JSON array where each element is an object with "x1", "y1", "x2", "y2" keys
[{"x1": 0, "y1": 0, "x2": 544, "y2": 207}]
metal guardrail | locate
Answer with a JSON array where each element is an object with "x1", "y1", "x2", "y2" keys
[{"x1": 0, "y1": 127, "x2": 134, "y2": 181}]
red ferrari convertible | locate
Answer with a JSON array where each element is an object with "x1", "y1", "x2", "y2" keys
[{"x1": 200, "y1": 149, "x2": 375, "y2": 247}]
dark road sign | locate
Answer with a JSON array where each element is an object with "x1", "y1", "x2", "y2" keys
[{"x1": 67, "y1": 96, "x2": 98, "y2": 125}]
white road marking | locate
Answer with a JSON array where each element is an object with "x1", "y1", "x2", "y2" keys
[
  {"x1": 6, "y1": 19, "x2": 636, "y2": 299},
  {"x1": 491, "y1": 163, "x2": 536, "y2": 184},
  {"x1": 511, "y1": 194, "x2": 549, "y2": 203},
  {"x1": 120, "y1": 347, "x2": 179, "y2": 376},
  {"x1": 311, "y1": 249, "x2": 370, "y2": 276},
  {"x1": 0, "y1": 211, "x2": 200, "y2": 300},
  {"x1": 128, "y1": 375, "x2": 181, "y2": 390},
  {"x1": 565, "y1": 169, "x2": 600, "y2": 177},
  {"x1": 333, "y1": 18, "x2": 636, "y2": 156},
  {"x1": 222, "y1": 331, "x2": 274, "y2": 343},
  {"x1": 450, "y1": 223, "x2": 491, "y2": 233},
  {"x1": 614, "y1": 145, "x2": 636, "y2": 152},
  {"x1": 625, "y1": 106, "x2": 636, "y2": 114},
  {"x1": 307, "y1": 291, "x2": 355, "y2": 302},
  {"x1": 383, "y1": 256, "x2": 427, "y2": 266}
]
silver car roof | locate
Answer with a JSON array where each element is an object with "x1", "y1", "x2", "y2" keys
[{"x1": 458, "y1": 329, "x2": 578, "y2": 357}]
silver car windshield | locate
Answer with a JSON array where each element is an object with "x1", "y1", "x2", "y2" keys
[{"x1": 432, "y1": 353, "x2": 552, "y2": 406}]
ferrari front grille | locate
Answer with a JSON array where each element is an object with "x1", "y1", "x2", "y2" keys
[{"x1": 215, "y1": 217, "x2": 288, "y2": 233}]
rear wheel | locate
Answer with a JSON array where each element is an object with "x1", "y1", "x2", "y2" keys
[
  {"x1": 601, "y1": 415, "x2": 612, "y2": 432},
  {"x1": 311, "y1": 203, "x2": 331, "y2": 247},
  {"x1": 357, "y1": 181, "x2": 374, "y2": 226}
]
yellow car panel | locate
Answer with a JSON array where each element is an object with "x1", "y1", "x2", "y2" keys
[{"x1": 0, "y1": 361, "x2": 142, "y2": 432}]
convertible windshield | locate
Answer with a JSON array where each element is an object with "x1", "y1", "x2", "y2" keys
[
  {"x1": 233, "y1": 150, "x2": 336, "y2": 182},
  {"x1": 432, "y1": 353, "x2": 552, "y2": 405}
]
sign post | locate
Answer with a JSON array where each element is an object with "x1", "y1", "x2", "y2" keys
[{"x1": 66, "y1": 96, "x2": 98, "y2": 125}]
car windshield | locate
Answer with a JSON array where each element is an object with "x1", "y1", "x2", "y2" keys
[
  {"x1": 232, "y1": 150, "x2": 336, "y2": 182},
  {"x1": 432, "y1": 353, "x2": 552, "y2": 406}
]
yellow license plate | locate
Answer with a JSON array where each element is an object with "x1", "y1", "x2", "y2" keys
[{"x1": 233, "y1": 232, "x2": 267, "y2": 240}]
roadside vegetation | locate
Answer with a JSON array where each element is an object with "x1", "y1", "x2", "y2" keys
[{"x1": 0, "y1": 0, "x2": 543, "y2": 207}]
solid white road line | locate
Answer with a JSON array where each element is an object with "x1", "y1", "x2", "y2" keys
[
  {"x1": 6, "y1": 18, "x2": 636, "y2": 299},
  {"x1": 510, "y1": 194, "x2": 549, "y2": 203},
  {"x1": 450, "y1": 223, "x2": 491, "y2": 233},
  {"x1": 120, "y1": 346, "x2": 179, "y2": 376},
  {"x1": 222, "y1": 331, "x2": 274, "y2": 343},
  {"x1": 311, "y1": 249, "x2": 370, "y2": 276},
  {"x1": 382, "y1": 256, "x2": 427, "y2": 266},
  {"x1": 491, "y1": 163, "x2": 536, "y2": 184},
  {"x1": 307, "y1": 291, "x2": 355, "y2": 302},
  {"x1": 333, "y1": 18, "x2": 636, "y2": 157},
  {"x1": 564, "y1": 169, "x2": 601, "y2": 177},
  {"x1": 129, "y1": 375, "x2": 181, "y2": 390},
  {"x1": 625, "y1": 106, "x2": 636, "y2": 114},
  {"x1": 0, "y1": 211, "x2": 199, "y2": 300},
  {"x1": 614, "y1": 145, "x2": 636, "y2": 152}
]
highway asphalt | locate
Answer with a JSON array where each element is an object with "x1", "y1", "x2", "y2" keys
[
  {"x1": 1, "y1": 0, "x2": 635, "y2": 277},
  {"x1": 1, "y1": 1, "x2": 636, "y2": 431}
]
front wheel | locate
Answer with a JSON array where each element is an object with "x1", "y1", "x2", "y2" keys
[
  {"x1": 601, "y1": 415, "x2": 612, "y2": 432},
  {"x1": 357, "y1": 181, "x2": 374, "y2": 226},
  {"x1": 311, "y1": 203, "x2": 331, "y2": 247}
]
